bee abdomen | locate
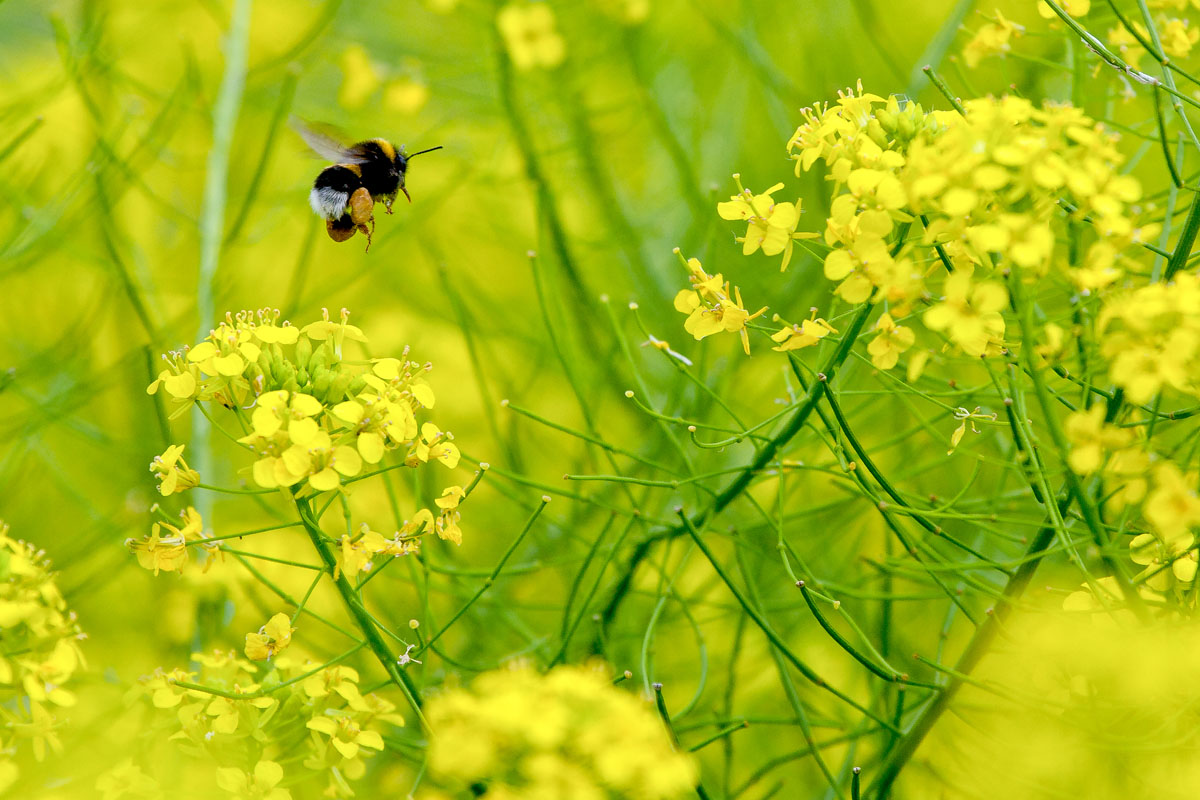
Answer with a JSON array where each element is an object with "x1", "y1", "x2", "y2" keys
[{"x1": 309, "y1": 164, "x2": 363, "y2": 220}]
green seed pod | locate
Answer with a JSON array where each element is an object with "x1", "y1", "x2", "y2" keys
[
  {"x1": 875, "y1": 108, "x2": 897, "y2": 134},
  {"x1": 277, "y1": 361, "x2": 296, "y2": 386},
  {"x1": 866, "y1": 118, "x2": 889, "y2": 148},
  {"x1": 309, "y1": 342, "x2": 329, "y2": 373},
  {"x1": 311, "y1": 369, "x2": 332, "y2": 400}
]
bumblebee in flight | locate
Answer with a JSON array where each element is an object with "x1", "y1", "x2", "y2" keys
[{"x1": 293, "y1": 119, "x2": 442, "y2": 250}]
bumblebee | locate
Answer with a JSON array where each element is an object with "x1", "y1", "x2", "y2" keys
[{"x1": 293, "y1": 119, "x2": 442, "y2": 250}]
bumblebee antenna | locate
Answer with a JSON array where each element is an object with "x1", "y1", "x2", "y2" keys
[{"x1": 406, "y1": 146, "x2": 444, "y2": 159}]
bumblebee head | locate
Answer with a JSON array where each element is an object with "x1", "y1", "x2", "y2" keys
[{"x1": 383, "y1": 141, "x2": 443, "y2": 202}]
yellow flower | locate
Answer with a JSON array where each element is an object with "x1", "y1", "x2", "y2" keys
[
  {"x1": 1063, "y1": 404, "x2": 1131, "y2": 474},
  {"x1": 383, "y1": 76, "x2": 430, "y2": 114},
  {"x1": 923, "y1": 270, "x2": 1007, "y2": 357},
  {"x1": 1130, "y1": 530, "x2": 1197, "y2": 591},
  {"x1": 12, "y1": 703, "x2": 62, "y2": 762},
  {"x1": 301, "y1": 307, "x2": 368, "y2": 358},
  {"x1": 1144, "y1": 463, "x2": 1200, "y2": 542},
  {"x1": 497, "y1": 3, "x2": 566, "y2": 71},
  {"x1": 1038, "y1": 0, "x2": 1089, "y2": 18},
  {"x1": 338, "y1": 45, "x2": 380, "y2": 109},
  {"x1": 1100, "y1": 273, "x2": 1200, "y2": 403},
  {"x1": 215, "y1": 760, "x2": 292, "y2": 800},
  {"x1": 244, "y1": 613, "x2": 295, "y2": 661},
  {"x1": 127, "y1": 508, "x2": 209, "y2": 576},
  {"x1": 717, "y1": 178, "x2": 817, "y2": 269},
  {"x1": 1161, "y1": 17, "x2": 1199, "y2": 58},
  {"x1": 770, "y1": 315, "x2": 837, "y2": 352},
  {"x1": 150, "y1": 444, "x2": 199, "y2": 496},
  {"x1": 823, "y1": 234, "x2": 892, "y2": 304},
  {"x1": 411, "y1": 422, "x2": 461, "y2": 468},
  {"x1": 673, "y1": 255, "x2": 765, "y2": 355},
  {"x1": 867, "y1": 312, "x2": 915, "y2": 370},
  {"x1": 963, "y1": 11, "x2": 1022, "y2": 68},
  {"x1": 306, "y1": 712, "x2": 385, "y2": 760},
  {"x1": 96, "y1": 760, "x2": 160, "y2": 800}
]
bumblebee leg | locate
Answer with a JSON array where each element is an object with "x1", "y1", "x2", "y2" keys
[{"x1": 358, "y1": 222, "x2": 373, "y2": 253}]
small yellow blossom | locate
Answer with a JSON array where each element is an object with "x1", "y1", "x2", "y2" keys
[
  {"x1": 127, "y1": 507, "x2": 211, "y2": 575},
  {"x1": 963, "y1": 11, "x2": 1022, "y2": 68},
  {"x1": 150, "y1": 444, "x2": 200, "y2": 496},
  {"x1": 717, "y1": 177, "x2": 817, "y2": 270},
  {"x1": 923, "y1": 270, "x2": 1007, "y2": 357},
  {"x1": 307, "y1": 712, "x2": 385, "y2": 760},
  {"x1": 1144, "y1": 463, "x2": 1200, "y2": 542},
  {"x1": 1161, "y1": 17, "x2": 1199, "y2": 58},
  {"x1": 1130, "y1": 529, "x2": 1197, "y2": 591},
  {"x1": 96, "y1": 760, "x2": 160, "y2": 800},
  {"x1": 770, "y1": 315, "x2": 837, "y2": 352},
  {"x1": 673, "y1": 254, "x2": 766, "y2": 355},
  {"x1": 497, "y1": 3, "x2": 566, "y2": 71},
  {"x1": 244, "y1": 613, "x2": 295, "y2": 661},
  {"x1": 1063, "y1": 404, "x2": 1132, "y2": 474},
  {"x1": 1038, "y1": 0, "x2": 1090, "y2": 18},
  {"x1": 216, "y1": 760, "x2": 292, "y2": 800},
  {"x1": 383, "y1": 76, "x2": 430, "y2": 114},
  {"x1": 867, "y1": 312, "x2": 915, "y2": 370}
]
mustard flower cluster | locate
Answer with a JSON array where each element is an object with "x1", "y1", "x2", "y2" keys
[
  {"x1": 121, "y1": 651, "x2": 402, "y2": 799},
  {"x1": 0, "y1": 523, "x2": 86, "y2": 791},
  {"x1": 1098, "y1": 273, "x2": 1200, "y2": 404},
  {"x1": 695, "y1": 83, "x2": 1152, "y2": 366},
  {"x1": 148, "y1": 308, "x2": 459, "y2": 493},
  {"x1": 135, "y1": 309, "x2": 467, "y2": 578},
  {"x1": 421, "y1": 662, "x2": 696, "y2": 799}
]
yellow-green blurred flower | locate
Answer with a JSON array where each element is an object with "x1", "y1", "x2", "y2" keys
[
  {"x1": 216, "y1": 760, "x2": 292, "y2": 800},
  {"x1": 339, "y1": 45, "x2": 380, "y2": 110},
  {"x1": 1038, "y1": 0, "x2": 1089, "y2": 18},
  {"x1": 497, "y1": 3, "x2": 566, "y2": 71},
  {"x1": 963, "y1": 10, "x2": 1022, "y2": 68},
  {"x1": 424, "y1": 661, "x2": 696, "y2": 799}
]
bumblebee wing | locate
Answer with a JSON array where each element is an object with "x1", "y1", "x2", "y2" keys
[{"x1": 290, "y1": 117, "x2": 370, "y2": 164}]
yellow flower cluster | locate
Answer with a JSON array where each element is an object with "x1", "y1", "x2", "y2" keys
[
  {"x1": 422, "y1": 662, "x2": 696, "y2": 799},
  {"x1": 1099, "y1": 273, "x2": 1200, "y2": 404},
  {"x1": 148, "y1": 308, "x2": 460, "y2": 495},
  {"x1": 903, "y1": 97, "x2": 1146, "y2": 289},
  {"x1": 0, "y1": 524, "x2": 86, "y2": 790},
  {"x1": 126, "y1": 651, "x2": 403, "y2": 798}
]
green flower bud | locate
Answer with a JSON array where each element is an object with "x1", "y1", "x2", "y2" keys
[{"x1": 295, "y1": 336, "x2": 312, "y2": 367}]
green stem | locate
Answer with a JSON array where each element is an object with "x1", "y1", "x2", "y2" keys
[{"x1": 293, "y1": 496, "x2": 427, "y2": 728}]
